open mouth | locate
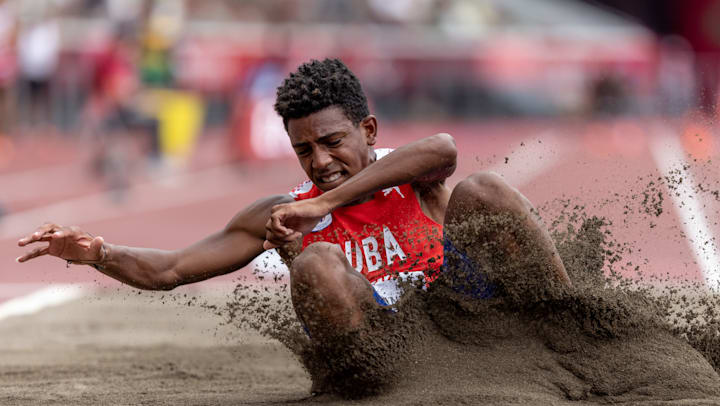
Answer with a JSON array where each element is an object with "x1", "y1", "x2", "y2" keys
[{"x1": 317, "y1": 171, "x2": 346, "y2": 186}]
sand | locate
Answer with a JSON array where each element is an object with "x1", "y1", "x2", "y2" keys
[
  {"x1": 2, "y1": 280, "x2": 719, "y2": 405},
  {"x1": 0, "y1": 289, "x2": 310, "y2": 405}
]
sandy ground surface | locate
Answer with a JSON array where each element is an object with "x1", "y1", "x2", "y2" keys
[
  {"x1": 0, "y1": 287, "x2": 312, "y2": 406},
  {"x1": 2, "y1": 285, "x2": 720, "y2": 406}
]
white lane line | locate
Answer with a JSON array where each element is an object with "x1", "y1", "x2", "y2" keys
[
  {"x1": 0, "y1": 284, "x2": 86, "y2": 322},
  {"x1": 486, "y1": 131, "x2": 567, "y2": 188},
  {"x1": 649, "y1": 127, "x2": 720, "y2": 289}
]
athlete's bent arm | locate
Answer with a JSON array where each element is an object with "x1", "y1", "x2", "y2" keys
[
  {"x1": 264, "y1": 133, "x2": 457, "y2": 247},
  {"x1": 323, "y1": 132, "x2": 457, "y2": 207},
  {"x1": 17, "y1": 195, "x2": 293, "y2": 290}
]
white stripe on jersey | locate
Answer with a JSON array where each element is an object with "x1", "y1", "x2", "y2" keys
[
  {"x1": 375, "y1": 148, "x2": 393, "y2": 160},
  {"x1": 372, "y1": 271, "x2": 425, "y2": 305},
  {"x1": 289, "y1": 180, "x2": 314, "y2": 198}
]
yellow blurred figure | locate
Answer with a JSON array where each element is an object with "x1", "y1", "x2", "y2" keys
[{"x1": 157, "y1": 90, "x2": 204, "y2": 167}]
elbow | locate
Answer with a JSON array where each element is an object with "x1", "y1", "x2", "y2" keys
[
  {"x1": 134, "y1": 269, "x2": 181, "y2": 291},
  {"x1": 151, "y1": 281, "x2": 179, "y2": 291},
  {"x1": 428, "y1": 133, "x2": 457, "y2": 176},
  {"x1": 154, "y1": 269, "x2": 182, "y2": 291},
  {"x1": 431, "y1": 133, "x2": 457, "y2": 166}
]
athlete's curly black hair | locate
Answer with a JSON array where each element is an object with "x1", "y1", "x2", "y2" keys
[{"x1": 274, "y1": 58, "x2": 370, "y2": 129}]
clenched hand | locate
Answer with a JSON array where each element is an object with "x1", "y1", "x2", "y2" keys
[{"x1": 263, "y1": 198, "x2": 332, "y2": 250}]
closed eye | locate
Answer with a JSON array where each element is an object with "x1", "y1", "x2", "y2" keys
[
  {"x1": 295, "y1": 147, "x2": 311, "y2": 156},
  {"x1": 324, "y1": 133, "x2": 345, "y2": 147}
]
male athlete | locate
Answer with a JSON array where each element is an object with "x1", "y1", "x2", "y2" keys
[{"x1": 17, "y1": 59, "x2": 571, "y2": 340}]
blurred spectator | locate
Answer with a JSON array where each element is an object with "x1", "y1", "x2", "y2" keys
[
  {"x1": 16, "y1": 12, "x2": 60, "y2": 133},
  {"x1": 588, "y1": 72, "x2": 630, "y2": 115},
  {"x1": 139, "y1": 0, "x2": 184, "y2": 87},
  {"x1": 89, "y1": 26, "x2": 139, "y2": 115},
  {"x1": 85, "y1": 24, "x2": 159, "y2": 200}
]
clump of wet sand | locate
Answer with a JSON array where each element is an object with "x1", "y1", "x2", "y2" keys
[{"x1": 417, "y1": 213, "x2": 719, "y2": 404}]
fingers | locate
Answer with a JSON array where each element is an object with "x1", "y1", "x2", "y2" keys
[
  {"x1": 269, "y1": 206, "x2": 294, "y2": 236},
  {"x1": 263, "y1": 230, "x2": 296, "y2": 250},
  {"x1": 50, "y1": 228, "x2": 90, "y2": 249},
  {"x1": 18, "y1": 223, "x2": 91, "y2": 247},
  {"x1": 18, "y1": 222, "x2": 59, "y2": 246},
  {"x1": 263, "y1": 203, "x2": 309, "y2": 250},
  {"x1": 263, "y1": 231, "x2": 301, "y2": 251},
  {"x1": 264, "y1": 210, "x2": 301, "y2": 250},
  {"x1": 265, "y1": 207, "x2": 295, "y2": 239},
  {"x1": 16, "y1": 245, "x2": 49, "y2": 263},
  {"x1": 17, "y1": 223, "x2": 100, "y2": 265}
]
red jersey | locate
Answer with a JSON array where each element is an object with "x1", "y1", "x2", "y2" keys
[{"x1": 289, "y1": 149, "x2": 444, "y2": 303}]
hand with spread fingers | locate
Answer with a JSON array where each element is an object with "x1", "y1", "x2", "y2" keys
[
  {"x1": 17, "y1": 223, "x2": 106, "y2": 265},
  {"x1": 263, "y1": 198, "x2": 332, "y2": 250}
]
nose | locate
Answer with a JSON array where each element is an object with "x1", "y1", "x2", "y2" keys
[{"x1": 311, "y1": 147, "x2": 333, "y2": 170}]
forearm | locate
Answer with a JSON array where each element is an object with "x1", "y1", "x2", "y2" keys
[
  {"x1": 95, "y1": 244, "x2": 181, "y2": 290},
  {"x1": 90, "y1": 198, "x2": 283, "y2": 289},
  {"x1": 19, "y1": 199, "x2": 279, "y2": 289},
  {"x1": 322, "y1": 133, "x2": 456, "y2": 208}
]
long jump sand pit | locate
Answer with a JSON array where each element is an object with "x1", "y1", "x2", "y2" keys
[{"x1": 0, "y1": 288, "x2": 310, "y2": 405}]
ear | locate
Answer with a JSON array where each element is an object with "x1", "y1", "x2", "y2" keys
[{"x1": 360, "y1": 115, "x2": 377, "y2": 146}]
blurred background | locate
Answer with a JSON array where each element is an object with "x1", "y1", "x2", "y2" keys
[
  {"x1": 1, "y1": 0, "x2": 720, "y2": 307},
  {"x1": 0, "y1": 0, "x2": 714, "y2": 160}
]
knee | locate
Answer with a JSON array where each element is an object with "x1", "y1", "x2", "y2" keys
[
  {"x1": 291, "y1": 242, "x2": 346, "y2": 285},
  {"x1": 462, "y1": 172, "x2": 507, "y2": 193},
  {"x1": 453, "y1": 172, "x2": 522, "y2": 211}
]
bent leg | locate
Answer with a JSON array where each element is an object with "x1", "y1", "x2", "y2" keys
[
  {"x1": 443, "y1": 172, "x2": 571, "y2": 300},
  {"x1": 290, "y1": 242, "x2": 379, "y2": 339}
]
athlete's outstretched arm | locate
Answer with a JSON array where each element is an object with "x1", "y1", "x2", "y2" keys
[
  {"x1": 17, "y1": 195, "x2": 293, "y2": 290},
  {"x1": 264, "y1": 133, "x2": 457, "y2": 248}
]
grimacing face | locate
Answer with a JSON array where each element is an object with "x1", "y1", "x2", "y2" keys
[{"x1": 287, "y1": 106, "x2": 377, "y2": 192}]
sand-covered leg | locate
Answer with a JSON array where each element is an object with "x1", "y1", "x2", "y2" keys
[
  {"x1": 291, "y1": 242, "x2": 408, "y2": 398},
  {"x1": 290, "y1": 242, "x2": 378, "y2": 340},
  {"x1": 442, "y1": 172, "x2": 571, "y2": 301}
]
